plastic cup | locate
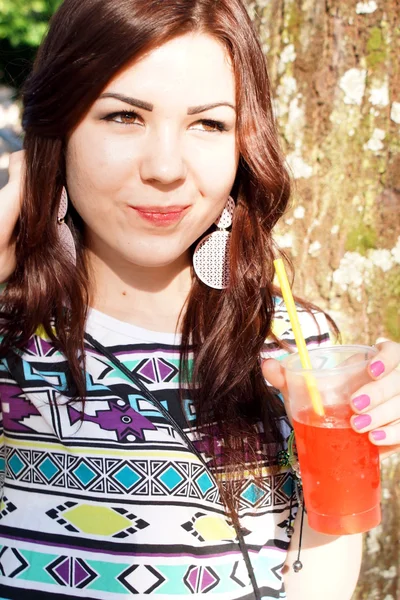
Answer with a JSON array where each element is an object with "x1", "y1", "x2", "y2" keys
[{"x1": 282, "y1": 345, "x2": 381, "y2": 535}]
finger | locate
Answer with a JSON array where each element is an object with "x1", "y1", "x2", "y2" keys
[
  {"x1": 350, "y1": 395, "x2": 400, "y2": 434},
  {"x1": 368, "y1": 341, "x2": 400, "y2": 379},
  {"x1": 368, "y1": 419, "x2": 400, "y2": 447},
  {"x1": 351, "y1": 370, "x2": 400, "y2": 413}
]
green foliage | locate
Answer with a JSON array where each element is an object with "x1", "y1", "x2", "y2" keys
[
  {"x1": 345, "y1": 223, "x2": 377, "y2": 255},
  {"x1": 0, "y1": 0, "x2": 62, "y2": 47}
]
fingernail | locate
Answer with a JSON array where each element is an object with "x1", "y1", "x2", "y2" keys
[
  {"x1": 371, "y1": 430, "x2": 386, "y2": 441},
  {"x1": 369, "y1": 361, "x2": 385, "y2": 378},
  {"x1": 352, "y1": 394, "x2": 370, "y2": 411},
  {"x1": 352, "y1": 414, "x2": 372, "y2": 430}
]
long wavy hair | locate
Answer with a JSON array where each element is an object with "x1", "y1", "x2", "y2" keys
[{"x1": 0, "y1": 0, "x2": 329, "y2": 511}]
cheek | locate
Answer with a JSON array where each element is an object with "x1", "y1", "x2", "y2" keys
[
  {"x1": 189, "y1": 139, "x2": 239, "y2": 201},
  {"x1": 66, "y1": 129, "x2": 135, "y2": 205}
]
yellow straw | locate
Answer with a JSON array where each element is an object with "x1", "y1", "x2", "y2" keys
[{"x1": 273, "y1": 259, "x2": 325, "y2": 417}]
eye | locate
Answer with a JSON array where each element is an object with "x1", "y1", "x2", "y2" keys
[
  {"x1": 192, "y1": 119, "x2": 228, "y2": 133},
  {"x1": 102, "y1": 111, "x2": 143, "y2": 126}
]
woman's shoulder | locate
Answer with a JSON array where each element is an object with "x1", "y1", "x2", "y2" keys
[{"x1": 261, "y1": 298, "x2": 332, "y2": 360}]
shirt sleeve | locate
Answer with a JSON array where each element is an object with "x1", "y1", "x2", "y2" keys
[{"x1": 261, "y1": 299, "x2": 333, "y2": 362}]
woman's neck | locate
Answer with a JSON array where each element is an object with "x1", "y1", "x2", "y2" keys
[{"x1": 86, "y1": 248, "x2": 193, "y2": 334}]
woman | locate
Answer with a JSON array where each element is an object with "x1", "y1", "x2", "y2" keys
[{"x1": 0, "y1": 1, "x2": 399, "y2": 598}]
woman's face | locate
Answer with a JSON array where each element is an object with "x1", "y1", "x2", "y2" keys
[{"x1": 66, "y1": 33, "x2": 239, "y2": 268}]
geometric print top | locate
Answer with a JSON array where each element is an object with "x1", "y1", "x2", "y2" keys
[{"x1": 0, "y1": 299, "x2": 330, "y2": 599}]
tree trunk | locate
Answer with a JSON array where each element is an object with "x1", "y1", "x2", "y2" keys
[{"x1": 247, "y1": 0, "x2": 400, "y2": 597}]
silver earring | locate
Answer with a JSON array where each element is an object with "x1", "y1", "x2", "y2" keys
[
  {"x1": 193, "y1": 196, "x2": 235, "y2": 289},
  {"x1": 57, "y1": 187, "x2": 77, "y2": 266}
]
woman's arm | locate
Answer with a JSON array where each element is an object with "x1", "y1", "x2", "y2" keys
[
  {"x1": 0, "y1": 151, "x2": 24, "y2": 283},
  {"x1": 283, "y1": 510, "x2": 363, "y2": 600}
]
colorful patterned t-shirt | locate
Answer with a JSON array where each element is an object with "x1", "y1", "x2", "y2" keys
[{"x1": 0, "y1": 300, "x2": 330, "y2": 599}]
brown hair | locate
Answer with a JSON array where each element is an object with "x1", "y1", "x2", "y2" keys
[{"x1": 0, "y1": 0, "x2": 329, "y2": 511}]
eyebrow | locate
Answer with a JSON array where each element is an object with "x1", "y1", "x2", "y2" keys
[
  {"x1": 99, "y1": 93, "x2": 236, "y2": 115},
  {"x1": 99, "y1": 93, "x2": 153, "y2": 111},
  {"x1": 187, "y1": 102, "x2": 236, "y2": 115}
]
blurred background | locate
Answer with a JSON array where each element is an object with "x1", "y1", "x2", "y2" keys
[{"x1": 0, "y1": 0, "x2": 399, "y2": 597}]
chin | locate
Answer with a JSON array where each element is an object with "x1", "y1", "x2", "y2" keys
[{"x1": 123, "y1": 249, "x2": 190, "y2": 269}]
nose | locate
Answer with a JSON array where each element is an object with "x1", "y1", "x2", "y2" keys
[{"x1": 140, "y1": 125, "x2": 187, "y2": 185}]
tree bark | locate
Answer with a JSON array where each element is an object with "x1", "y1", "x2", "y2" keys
[{"x1": 247, "y1": 0, "x2": 400, "y2": 597}]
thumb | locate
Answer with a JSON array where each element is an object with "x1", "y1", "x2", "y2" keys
[
  {"x1": 262, "y1": 358, "x2": 292, "y2": 423},
  {"x1": 262, "y1": 358, "x2": 286, "y2": 392}
]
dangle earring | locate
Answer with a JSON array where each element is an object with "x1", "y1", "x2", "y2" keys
[
  {"x1": 57, "y1": 187, "x2": 77, "y2": 266},
  {"x1": 193, "y1": 196, "x2": 235, "y2": 289}
]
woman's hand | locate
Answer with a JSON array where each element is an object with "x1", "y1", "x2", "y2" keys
[
  {"x1": 262, "y1": 340, "x2": 400, "y2": 460},
  {"x1": 0, "y1": 150, "x2": 25, "y2": 282},
  {"x1": 348, "y1": 340, "x2": 400, "y2": 458}
]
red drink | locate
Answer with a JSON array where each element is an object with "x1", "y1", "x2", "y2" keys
[{"x1": 293, "y1": 404, "x2": 381, "y2": 535}]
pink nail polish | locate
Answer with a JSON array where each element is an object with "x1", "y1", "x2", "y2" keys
[
  {"x1": 352, "y1": 394, "x2": 370, "y2": 411},
  {"x1": 369, "y1": 361, "x2": 385, "y2": 378},
  {"x1": 352, "y1": 414, "x2": 372, "y2": 430},
  {"x1": 371, "y1": 430, "x2": 386, "y2": 441}
]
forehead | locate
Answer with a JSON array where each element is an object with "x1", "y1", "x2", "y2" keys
[{"x1": 102, "y1": 33, "x2": 236, "y2": 107}]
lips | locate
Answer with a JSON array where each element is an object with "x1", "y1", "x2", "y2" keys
[
  {"x1": 132, "y1": 205, "x2": 189, "y2": 214},
  {"x1": 131, "y1": 205, "x2": 190, "y2": 226}
]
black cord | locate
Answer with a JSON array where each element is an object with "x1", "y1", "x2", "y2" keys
[
  {"x1": 84, "y1": 333, "x2": 261, "y2": 600},
  {"x1": 292, "y1": 502, "x2": 305, "y2": 573},
  {"x1": 298, "y1": 503, "x2": 305, "y2": 560},
  {"x1": 286, "y1": 477, "x2": 295, "y2": 539}
]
